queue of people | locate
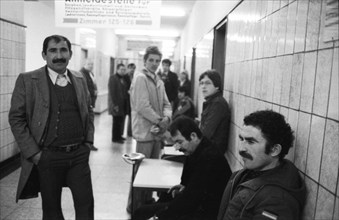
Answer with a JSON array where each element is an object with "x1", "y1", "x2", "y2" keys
[{"x1": 8, "y1": 35, "x2": 306, "y2": 220}]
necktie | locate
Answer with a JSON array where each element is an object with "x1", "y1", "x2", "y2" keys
[{"x1": 56, "y1": 74, "x2": 68, "y2": 87}]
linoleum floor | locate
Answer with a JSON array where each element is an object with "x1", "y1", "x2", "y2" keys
[{"x1": 0, "y1": 111, "x2": 135, "y2": 220}]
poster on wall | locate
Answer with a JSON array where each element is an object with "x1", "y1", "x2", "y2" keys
[
  {"x1": 324, "y1": 0, "x2": 339, "y2": 42},
  {"x1": 55, "y1": 0, "x2": 161, "y2": 29}
]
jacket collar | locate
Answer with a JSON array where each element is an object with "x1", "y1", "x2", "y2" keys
[
  {"x1": 237, "y1": 160, "x2": 306, "y2": 207},
  {"x1": 205, "y1": 91, "x2": 222, "y2": 103},
  {"x1": 30, "y1": 66, "x2": 50, "y2": 106},
  {"x1": 142, "y1": 68, "x2": 161, "y2": 85},
  {"x1": 47, "y1": 67, "x2": 71, "y2": 85},
  {"x1": 190, "y1": 136, "x2": 210, "y2": 158}
]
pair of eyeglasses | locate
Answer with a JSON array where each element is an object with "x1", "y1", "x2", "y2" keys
[{"x1": 199, "y1": 81, "x2": 213, "y2": 86}]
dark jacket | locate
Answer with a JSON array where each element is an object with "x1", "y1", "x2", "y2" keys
[
  {"x1": 180, "y1": 79, "x2": 191, "y2": 97},
  {"x1": 158, "y1": 71, "x2": 179, "y2": 103},
  {"x1": 8, "y1": 66, "x2": 94, "y2": 202},
  {"x1": 172, "y1": 96, "x2": 195, "y2": 120},
  {"x1": 158, "y1": 137, "x2": 232, "y2": 220},
  {"x1": 200, "y1": 92, "x2": 230, "y2": 154},
  {"x1": 80, "y1": 67, "x2": 97, "y2": 107},
  {"x1": 217, "y1": 160, "x2": 306, "y2": 220},
  {"x1": 123, "y1": 74, "x2": 132, "y2": 115},
  {"x1": 108, "y1": 73, "x2": 128, "y2": 116}
]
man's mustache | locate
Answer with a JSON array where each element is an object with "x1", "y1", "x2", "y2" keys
[
  {"x1": 239, "y1": 151, "x2": 253, "y2": 160},
  {"x1": 52, "y1": 58, "x2": 66, "y2": 63}
]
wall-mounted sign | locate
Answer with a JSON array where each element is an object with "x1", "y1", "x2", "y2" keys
[{"x1": 55, "y1": 0, "x2": 161, "y2": 29}]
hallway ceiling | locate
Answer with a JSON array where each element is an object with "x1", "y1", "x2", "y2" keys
[
  {"x1": 116, "y1": 0, "x2": 196, "y2": 57},
  {"x1": 115, "y1": 0, "x2": 196, "y2": 39}
]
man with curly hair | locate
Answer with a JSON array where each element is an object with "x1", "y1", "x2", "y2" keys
[{"x1": 217, "y1": 110, "x2": 306, "y2": 220}]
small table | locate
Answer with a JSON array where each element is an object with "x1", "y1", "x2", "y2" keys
[
  {"x1": 131, "y1": 159, "x2": 183, "y2": 218},
  {"x1": 133, "y1": 158, "x2": 183, "y2": 191}
]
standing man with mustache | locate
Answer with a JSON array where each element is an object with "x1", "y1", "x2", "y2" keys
[
  {"x1": 9, "y1": 35, "x2": 95, "y2": 220},
  {"x1": 217, "y1": 110, "x2": 306, "y2": 220}
]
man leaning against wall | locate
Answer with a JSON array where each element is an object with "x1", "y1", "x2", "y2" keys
[{"x1": 218, "y1": 110, "x2": 306, "y2": 220}]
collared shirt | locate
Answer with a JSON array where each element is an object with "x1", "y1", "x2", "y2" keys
[
  {"x1": 145, "y1": 69, "x2": 158, "y2": 82},
  {"x1": 48, "y1": 67, "x2": 72, "y2": 85},
  {"x1": 89, "y1": 71, "x2": 96, "y2": 82}
]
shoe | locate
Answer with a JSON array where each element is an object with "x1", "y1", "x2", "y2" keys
[
  {"x1": 89, "y1": 145, "x2": 98, "y2": 151},
  {"x1": 120, "y1": 137, "x2": 126, "y2": 141},
  {"x1": 112, "y1": 139, "x2": 124, "y2": 144}
]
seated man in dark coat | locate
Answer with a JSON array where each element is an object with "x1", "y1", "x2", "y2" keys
[
  {"x1": 134, "y1": 116, "x2": 232, "y2": 220},
  {"x1": 217, "y1": 110, "x2": 306, "y2": 220}
]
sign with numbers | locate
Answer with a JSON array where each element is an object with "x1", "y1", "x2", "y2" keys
[{"x1": 55, "y1": 0, "x2": 161, "y2": 28}]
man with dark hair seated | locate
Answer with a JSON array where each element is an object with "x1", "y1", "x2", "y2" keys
[
  {"x1": 172, "y1": 86, "x2": 195, "y2": 121},
  {"x1": 134, "y1": 116, "x2": 232, "y2": 220},
  {"x1": 217, "y1": 110, "x2": 306, "y2": 220}
]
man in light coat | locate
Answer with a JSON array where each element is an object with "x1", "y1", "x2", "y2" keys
[
  {"x1": 8, "y1": 35, "x2": 94, "y2": 220},
  {"x1": 127, "y1": 46, "x2": 172, "y2": 213}
]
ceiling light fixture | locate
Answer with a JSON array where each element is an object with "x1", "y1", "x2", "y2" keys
[{"x1": 115, "y1": 29, "x2": 180, "y2": 38}]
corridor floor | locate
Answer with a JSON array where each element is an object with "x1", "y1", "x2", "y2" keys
[{"x1": 0, "y1": 112, "x2": 135, "y2": 220}]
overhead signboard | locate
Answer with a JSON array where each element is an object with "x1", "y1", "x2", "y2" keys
[{"x1": 55, "y1": 0, "x2": 161, "y2": 29}]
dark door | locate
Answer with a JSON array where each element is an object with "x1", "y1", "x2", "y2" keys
[{"x1": 212, "y1": 20, "x2": 227, "y2": 91}]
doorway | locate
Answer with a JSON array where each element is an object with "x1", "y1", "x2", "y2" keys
[{"x1": 212, "y1": 19, "x2": 227, "y2": 91}]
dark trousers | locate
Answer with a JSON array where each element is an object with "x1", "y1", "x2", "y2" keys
[
  {"x1": 133, "y1": 202, "x2": 169, "y2": 220},
  {"x1": 127, "y1": 113, "x2": 132, "y2": 136},
  {"x1": 112, "y1": 115, "x2": 124, "y2": 141},
  {"x1": 133, "y1": 192, "x2": 173, "y2": 220},
  {"x1": 37, "y1": 145, "x2": 94, "y2": 220}
]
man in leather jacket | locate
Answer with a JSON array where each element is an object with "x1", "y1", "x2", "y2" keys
[{"x1": 217, "y1": 110, "x2": 306, "y2": 220}]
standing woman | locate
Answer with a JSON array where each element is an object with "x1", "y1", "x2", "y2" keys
[
  {"x1": 178, "y1": 70, "x2": 191, "y2": 97},
  {"x1": 199, "y1": 69, "x2": 230, "y2": 154}
]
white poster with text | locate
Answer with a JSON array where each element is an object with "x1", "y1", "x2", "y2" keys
[{"x1": 55, "y1": 0, "x2": 161, "y2": 28}]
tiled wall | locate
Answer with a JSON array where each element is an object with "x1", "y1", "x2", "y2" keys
[
  {"x1": 223, "y1": 0, "x2": 338, "y2": 219},
  {"x1": 0, "y1": 19, "x2": 26, "y2": 162}
]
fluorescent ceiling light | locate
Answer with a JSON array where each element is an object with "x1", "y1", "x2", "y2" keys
[
  {"x1": 162, "y1": 40, "x2": 176, "y2": 48},
  {"x1": 78, "y1": 28, "x2": 96, "y2": 34},
  {"x1": 161, "y1": 7, "x2": 186, "y2": 17},
  {"x1": 163, "y1": 52, "x2": 174, "y2": 58},
  {"x1": 115, "y1": 29, "x2": 180, "y2": 38}
]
